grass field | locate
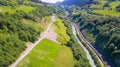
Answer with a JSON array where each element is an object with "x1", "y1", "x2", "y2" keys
[
  {"x1": 39, "y1": 16, "x2": 52, "y2": 30},
  {"x1": 110, "y1": 2, "x2": 120, "y2": 10},
  {"x1": 54, "y1": 18, "x2": 70, "y2": 45},
  {"x1": 21, "y1": 16, "x2": 52, "y2": 32},
  {"x1": 54, "y1": 46, "x2": 74, "y2": 67},
  {"x1": 94, "y1": 10, "x2": 120, "y2": 16},
  {"x1": 90, "y1": 1, "x2": 107, "y2": 9},
  {"x1": 17, "y1": 39, "x2": 74, "y2": 67},
  {"x1": 0, "y1": 5, "x2": 34, "y2": 14}
]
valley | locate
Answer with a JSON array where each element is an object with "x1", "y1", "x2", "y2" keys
[
  {"x1": 0, "y1": 0, "x2": 120, "y2": 67},
  {"x1": 62, "y1": 0, "x2": 120, "y2": 67}
]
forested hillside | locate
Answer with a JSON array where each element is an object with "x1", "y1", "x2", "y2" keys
[
  {"x1": 1, "y1": 0, "x2": 120, "y2": 67},
  {"x1": 0, "y1": 0, "x2": 59, "y2": 66},
  {"x1": 59, "y1": 0, "x2": 120, "y2": 67}
]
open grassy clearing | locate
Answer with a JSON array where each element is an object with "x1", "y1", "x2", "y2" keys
[
  {"x1": 17, "y1": 39, "x2": 74, "y2": 67},
  {"x1": 90, "y1": 4, "x2": 103, "y2": 9},
  {"x1": 21, "y1": 16, "x2": 52, "y2": 32},
  {"x1": 0, "y1": 5, "x2": 34, "y2": 14},
  {"x1": 54, "y1": 46, "x2": 74, "y2": 67},
  {"x1": 91, "y1": 1, "x2": 120, "y2": 16},
  {"x1": 90, "y1": 1, "x2": 107, "y2": 9},
  {"x1": 91, "y1": 1, "x2": 120, "y2": 10},
  {"x1": 110, "y1": 1, "x2": 120, "y2": 9},
  {"x1": 53, "y1": 18, "x2": 70, "y2": 45},
  {"x1": 38, "y1": 16, "x2": 52, "y2": 30},
  {"x1": 94, "y1": 9, "x2": 120, "y2": 16},
  {"x1": 21, "y1": 19, "x2": 43, "y2": 33}
]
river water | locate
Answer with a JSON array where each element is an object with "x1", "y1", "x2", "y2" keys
[{"x1": 71, "y1": 24, "x2": 96, "y2": 67}]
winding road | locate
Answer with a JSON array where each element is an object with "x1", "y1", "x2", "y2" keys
[{"x1": 9, "y1": 16, "x2": 56, "y2": 67}]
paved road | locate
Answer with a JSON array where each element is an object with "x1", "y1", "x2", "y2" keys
[
  {"x1": 9, "y1": 16, "x2": 56, "y2": 67},
  {"x1": 71, "y1": 21, "x2": 114, "y2": 67}
]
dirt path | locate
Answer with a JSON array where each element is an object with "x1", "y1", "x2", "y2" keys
[
  {"x1": 9, "y1": 16, "x2": 56, "y2": 67},
  {"x1": 44, "y1": 26, "x2": 61, "y2": 44}
]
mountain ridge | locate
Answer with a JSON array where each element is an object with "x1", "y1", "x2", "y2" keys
[{"x1": 58, "y1": 0, "x2": 93, "y2": 6}]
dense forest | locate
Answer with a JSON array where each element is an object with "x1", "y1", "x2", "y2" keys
[
  {"x1": 0, "y1": 0, "x2": 92, "y2": 67},
  {"x1": 59, "y1": 0, "x2": 120, "y2": 67},
  {"x1": 72, "y1": 12, "x2": 120, "y2": 66},
  {"x1": 0, "y1": 0, "x2": 60, "y2": 66}
]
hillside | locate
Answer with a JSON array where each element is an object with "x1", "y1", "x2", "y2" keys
[
  {"x1": 91, "y1": 0, "x2": 120, "y2": 16},
  {"x1": 59, "y1": 0, "x2": 120, "y2": 67},
  {"x1": 0, "y1": 0, "x2": 60, "y2": 66},
  {"x1": 0, "y1": 0, "x2": 93, "y2": 67},
  {"x1": 58, "y1": 0, "x2": 93, "y2": 6},
  {"x1": 1, "y1": 0, "x2": 120, "y2": 67}
]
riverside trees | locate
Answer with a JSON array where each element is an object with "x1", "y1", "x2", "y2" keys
[{"x1": 72, "y1": 12, "x2": 120, "y2": 66}]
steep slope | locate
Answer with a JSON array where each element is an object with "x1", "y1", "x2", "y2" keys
[
  {"x1": 91, "y1": 0, "x2": 120, "y2": 16},
  {"x1": 0, "y1": 0, "x2": 60, "y2": 66},
  {"x1": 59, "y1": 0, "x2": 120, "y2": 67}
]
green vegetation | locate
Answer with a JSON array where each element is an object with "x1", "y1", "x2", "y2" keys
[
  {"x1": 60, "y1": 0, "x2": 120, "y2": 66},
  {"x1": 63, "y1": 0, "x2": 120, "y2": 66},
  {"x1": 0, "y1": 5, "x2": 34, "y2": 14},
  {"x1": 1, "y1": 0, "x2": 120, "y2": 67},
  {"x1": 77, "y1": 34, "x2": 107, "y2": 67},
  {"x1": 0, "y1": 0, "x2": 62, "y2": 66},
  {"x1": 59, "y1": 0, "x2": 120, "y2": 67},
  {"x1": 90, "y1": 1, "x2": 107, "y2": 9},
  {"x1": 54, "y1": 46, "x2": 74, "y2": 67},
  {"x1": 17, "y1": 39, "x2": 61, "y2": 67},
  {"x1": 54, "y1": 18, "x2": 70, "y2": 45},
  {"x1": 110, "y1": 2, "x2": 120, "y2": 9},
  {"x1": 39, "y1": 16, "x2": 52, "y2": 30},
  {"x1": 71, "y1": 10, "x2": 120, "y2": 67},
  {"x1": 82, "y1": 30, "x2": 96, "y2": 43},
  {"x1": 94, "y1": 10, "x2": 120, "y2": 16},
  {"x1": 62, "y1": 18, "x2": 91, "y2": 67},
  {"x1": 17, "y1": 39, "x2": 74, "y2": 67},
  {"x1": 0, "y1": 13, "x2": 40, "y2": 66},
  {"x1": 21, "y1": 16, "x2": 52, "y2": 32},
  {"x1": 90, "y1": 1, "x2": 120, "y2": 16}
]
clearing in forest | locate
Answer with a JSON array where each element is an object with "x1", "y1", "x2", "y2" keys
[{"x1": 17, "y1": 39, "x2": 74, "y2": 67}]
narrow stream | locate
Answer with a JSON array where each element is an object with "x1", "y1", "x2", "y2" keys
[{"x1": 71, "y1": 24, "x2": 96, "y2": 67}]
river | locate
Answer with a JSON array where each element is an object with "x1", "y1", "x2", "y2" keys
[{"x1": 71, "y1": 24, "x2": 96, "y2": 67}]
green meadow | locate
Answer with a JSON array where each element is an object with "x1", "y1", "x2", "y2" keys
[
  {"x1": 21, "y1": 16, "x2": 52, "y2": 32},
  {"x1": 17, "y1": 39, "x2": 74, "y2": 67},
  {"x1": 90, "y1": 1, "x2": 107, "y2": 9},
  {"x1": 54, "y1": 46, "x2": 74, "y2": 67},
  {"x1": 0, "y1": 5, "x2": 34, "y2": 14},
  {"x1": 110, "y1": 2, "x2": 120, "y2": 9},
  {"x1": 54, "y1": 18, "x2": 70, "y2": 45},
  {"x1": 94, "y1": 10, "x2": 120, "y2": 16},
  {"x1": 92, "y1": 1, "x2": 120, "y2": 17}
]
